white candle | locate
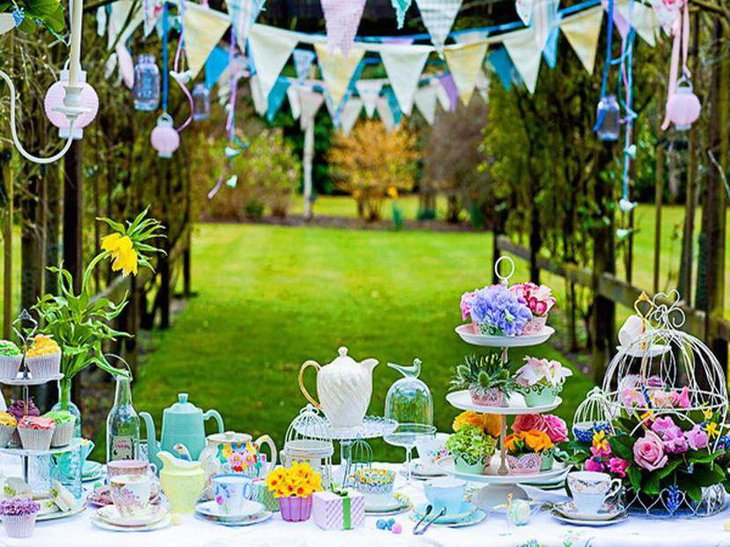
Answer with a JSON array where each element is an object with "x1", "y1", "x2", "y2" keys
[{"x1": 67, "y1": 0, "x2": 83, "y2": 87}]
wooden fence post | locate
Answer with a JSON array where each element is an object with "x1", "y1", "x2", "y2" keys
[{"x1": 2, "y1": 150, "x2": 12, "y2": 339}]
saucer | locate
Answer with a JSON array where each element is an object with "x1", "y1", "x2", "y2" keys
[
  {"x1": 554, "y1": 501, "x2": 624, "y2": 522},
  {"x1": 87, "y1": 484, "x2": 160, "y2": 507},
  {"x1": 410, "y1": 506, "x2": 487, "y2": 528},
  {"x1": 413, "y1": 502, "x2": 477, "y2": 524},
  {"x1": 82, "y1": 461, "x2": 104, "y2": 482},
  {"x1": 97, "y1": 505, "x2": 167, "y2": 527},
  {"x1": 411, "y1": 458, "x2": 446, "y2": 477},
  {"x1": 92, "y1": 514, "x2": 172, "y2": 532},
  {"x1": 550, "y1": 507, "x2": 628, "y2": 527},
  {"x1": 195, "y1": 511, "x2": 273, "y2": 527},
  {"x1": 365, "y1": 493, "x2": 411, "y2": 515},
  {"x1": 196, "y1": 500, "x2": 265, "y2": 521}
]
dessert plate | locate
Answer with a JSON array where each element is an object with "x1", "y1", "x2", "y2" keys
[
  {"x1": 92, "y1": 514, "x2": 172, "y2": 532},
  {"x1": 550, "y1": 507, "x2": 628, "y2": 527},
  {"x1": 82, "y1": 461, "x2": 104, "y2": 482},
  {"x1": 196, "y1": 500, "x2": 265, "y2": 521},
  {"x1": 195, "y1": 511, "x2": 273, "y2": 527},
  {"x1": 413, "y1": 502, "x2": 477, "y2": 524},
  {"x1": 36, "y1": 501, "x2": 86, "y2": 521},
  {"x1": 553, "y1": 501, "x2": 624, "y2": 522},
  {"x1": 97, "y1": 505, "x2": 168, "y2": 527},
  {"x1": 365, "y1": 493, "x2": 411, "y2": 515}
]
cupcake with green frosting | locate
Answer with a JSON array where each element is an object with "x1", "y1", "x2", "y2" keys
[
  {"x1": 44, "y1": 411, "x2": 75, "y2": 448},
  {"x1": 0, "y1": 341, "x2": 22, "y2": 381}
]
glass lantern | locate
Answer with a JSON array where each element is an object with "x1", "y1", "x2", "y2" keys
[
  {"x1": 133, "y1": 54, "x2": 160, "y2": 112},
  {"x1": 595, "y1": 94, "x2": 620, "y2": 141},
  {"x1": 192, "y1": 83, "x2": 210, "y2": 121},
  {"x1": 384, "y1": 358, "x2": 433, "y2": 425}
]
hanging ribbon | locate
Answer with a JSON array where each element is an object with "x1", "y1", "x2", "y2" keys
[
  {"x1": 660, "y1": 0, "x2": 689, "y2": 130},
  {"x1": 161, "y1": 2, "x2": 169, "y2": 113},
  {"x1": 618, "y1": 22, "x2": 637, "y2": 212},
  {"x1": 172, "y1": 0, "x2": 195, "y2": 133},
  {"x1": 593, "y1": 0, "x2": 615, "y2": 132}
]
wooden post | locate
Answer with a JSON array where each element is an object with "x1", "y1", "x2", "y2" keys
[
  {"x1": 2, "y1": 150, "x2": 12, "y2": 339},
  {"x1": 303, "y1": 121, "x2": 314, "y2": 219},
  {"x1": 159, "y1": 160, "x2": 171, "y2": 329},
  {"x1": 653, "y1": 138, "x2": 664, "y2": 293}
]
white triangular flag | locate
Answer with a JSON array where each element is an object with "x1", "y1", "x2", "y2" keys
[
  {"x1": 476, "y1": 69, "x2": 490, "y2": 103},
  {"x1": 228, "y1": 0, "x2": 265, "y2": 52},
  {"x1": 287, "y1": 85, "x2": 302, "y2": 120},
  {"x1": 248, "y1": 24, "x2": 299, "y2": 107},
  {"x1": 415, "y1": 0, "x2": 463, "y2": 53},
  {"x1": 444, "y1": 42, "x2": 488, "y2": 106},
  {"x1": 183, "y1": 3, "x2": 231, "y2": 79},
  {"x1": 107, "y1": 0, "x2": 143, "y2": 50},
  {"x1": 617, "y1": 1, "x2": 658, "y2": 46},
  {"x1": 414, "y1": 85, "x2": 439, "y2": 125},
  {"x1": 340, "y1": 98, "x2": 363, "y2": 136},
  {"x1": 355, "y1": 80, "x2": 383, "y2": 118},
  {"x1": 376, "y1": 97, "x2": 396, "y2": 133},
  {"x1": 532, "y1": 0, "x2": 560, "y2": 51},
  {"x1": 503, "y1": 27, "x2": 542, "y2": 93},
  {"x1": 379, "y1": 45, "x2": 431, "y2": 115},
  {"x1": 250, "y1": 75, "x2": 267, "y2": 115},
  {"x1": 299, "y1": 89, "x2": 325, "y2": 130},
  {"x1": 559, "y1": 7, "x2": 603, "y2": 74},
  {"x1": 315, "y1": 43, "x2": 365, "y2": 108},
  {"x1": 436, "y1": 81, "x2": 450, "y2": 111}
]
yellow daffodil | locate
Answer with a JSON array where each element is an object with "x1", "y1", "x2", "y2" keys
[
  {"x1": 703, "y1": 409, "x2": 713, "y2": 421},
  {"x1": 265, "y1": 462, "x2": 322, "y2": 498},
  {"x1": 102, "y1": 233, "x2": 138, "y2": 276},
  {"x1": 705, "y1": 422, "x2": 720, "y2": 439},
  {"x1": 592, "y1": 430, "x2": 610, "y2": 453}
]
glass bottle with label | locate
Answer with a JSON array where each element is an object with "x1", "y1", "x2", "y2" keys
[{"x1": 106, "y1": 374, "x2": 140, "y2": 462}]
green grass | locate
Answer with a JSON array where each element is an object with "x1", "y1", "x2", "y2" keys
[
  {"x1": 133, "y1": 223, "x2": 594, "y2": 462},
  {"x1": 290, "y1": 194, "x2": 454, "y2": 221}
]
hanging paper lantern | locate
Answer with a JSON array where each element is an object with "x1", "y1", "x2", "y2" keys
[
  {"x1": 192, "y1": 83, "x2": 210, "y2": 121},
  {"x1": 133, "y1": 54, "x2": 160, "y2": 111},
  {"x1": 595, "y1": 95, "x2": 621, "y2": 142},
  {"x1": 666, "y1": 79, "x2": 701, "y2": 131},
  {"x1": 44, "y1": 69, "x2": 99, "y2": 140},
  {"x1": 150, "y1": 113, "x2": 179, "y2": 158}
]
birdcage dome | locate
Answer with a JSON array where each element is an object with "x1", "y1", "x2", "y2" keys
[
  {"x1": 282, "y1": 404, "x2": 334, "y2": 486},
  {"x1": 572, "y1": 387, "x2": 615, "y2": 442}
]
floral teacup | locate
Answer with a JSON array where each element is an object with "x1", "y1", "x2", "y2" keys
[
  {"x1": 415, "y1": 433, "x2": 449, "y2": 473},
  {"x1": 107, "y1": 459, "x2": 157, "y2": 480},
  {"x1": 110, "y1": 474, "x2": 152, "y2": 518},
  {"x1": 567, "y1": 471, "x2": 622, "y2": 515},
  {"x1": 212, "y1": 474, "x2": 254, "y2": 516}
]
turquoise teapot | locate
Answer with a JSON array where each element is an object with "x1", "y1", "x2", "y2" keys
[{"x1": 141, "y1": 393, "x2": 224, "y2": 472}]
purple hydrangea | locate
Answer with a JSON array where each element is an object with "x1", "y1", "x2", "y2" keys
[
  {"x1": 0, "y1": 498, "x2": 40, "y2": 516},
  {"x1": 469, "y1": 285, "x2": 533, "y2": 336}
]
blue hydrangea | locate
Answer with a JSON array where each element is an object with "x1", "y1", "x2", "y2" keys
[{"x1": 469, "y1": 285, "x2": 533, "y2": 336}]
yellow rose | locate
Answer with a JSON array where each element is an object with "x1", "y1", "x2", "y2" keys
[
  {"x1": 453, "y1": 411, "x2": 500, "y2": 437},
  {"x1": 524, "y1": 430, "x2": 553, "y2": 453}
]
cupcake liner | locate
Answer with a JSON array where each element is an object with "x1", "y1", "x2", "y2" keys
[
  {"x1": 25, "y1": 353, "x2": 61, "y2": 379},
  {"x1": 18, "y1": 426, "x2": 55, "y2": 451},
  {"x1": 0, "y1": 355, "x2": 21, "y2": 380},
  {"x1": 50, "y1": 421, "x2": 74, "y2": 448},
  {"x1": 2, "y1": 513, "x2": 37, "y2": 538},
  {"x1": 0, "y1": 424, "x2": 16, "y2": 448},
  {"x1": 9, "y1": 430, "x2": 20, "y2": 448}
]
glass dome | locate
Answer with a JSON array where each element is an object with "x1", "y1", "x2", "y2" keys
[{"x1": 384, "y1": 358, "x2": 433, "y2": 425}]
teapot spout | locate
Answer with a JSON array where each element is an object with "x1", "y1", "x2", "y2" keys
[{"x1": 361, "y1": 358, "x2": 379, "y2": 374}]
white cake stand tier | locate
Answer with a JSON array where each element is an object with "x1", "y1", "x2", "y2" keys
[
  {"x1": 437, "y1": 455, "x2": 569, "y2": 485},
  {"x1": 446, "y1": 391, "x2": 562, "y2": 415},
  {"x1": 455, "y1": 325, "x2": 555, "y2": 347}
]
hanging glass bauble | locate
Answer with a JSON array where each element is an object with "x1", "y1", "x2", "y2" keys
[
  {"x1": 133, "y1": 54, "x2": 160, "y2": 111},
  {"x1": 192, "y1": 83, "x2": 210, "y2": 121},
  {"x1": 595, "y1": 94, "x2": 621, "y2": 141}
]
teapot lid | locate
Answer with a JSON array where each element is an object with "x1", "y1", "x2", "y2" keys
[
  {"x1": 166, "y1": 393, "x2": 201, "y2": 415},
  {"x1": 208, "y1": 431, "x2": 252, "y2": 444},
  {"x1": 330, "y1": 346, "x2": 357, "y2": 366}
]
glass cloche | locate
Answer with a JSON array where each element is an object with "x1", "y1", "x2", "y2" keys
[{"x1": 384, "y1": 358, "x2": 433, "y2": 425}]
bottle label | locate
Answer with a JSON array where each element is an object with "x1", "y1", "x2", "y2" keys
[{"x1": 111, "y1": 436, "x2": 135, "y2": 460}]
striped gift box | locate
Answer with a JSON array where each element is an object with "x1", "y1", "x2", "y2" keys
[{"x1": 312, "y1": 489, "x2": 365, "y2": 530}]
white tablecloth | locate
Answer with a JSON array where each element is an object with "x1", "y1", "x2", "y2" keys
[{"x1": 2, "y1": 462, "x2": 730, "y2": 547}]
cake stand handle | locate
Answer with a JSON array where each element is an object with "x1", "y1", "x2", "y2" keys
[{"x1": 498, "y1": 415, "x2": 508, "y2": 475}]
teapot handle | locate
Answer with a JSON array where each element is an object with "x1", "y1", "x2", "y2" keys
[
  {"x1": 255, "y1": 434, "x2": 278, "y2": 469},
  {"x1": 298, "y1": 360, "x2": 321, "y2": 408},
  {"x1": 203, "y1": 409, "x2": 225, "y2": 434}
]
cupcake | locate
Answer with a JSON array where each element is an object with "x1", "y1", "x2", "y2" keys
[
  {"x1": 17, "y1": 416, "x2": 55, "y2": 451},
  {"x1": 25, "y1": 335, "x2": 61, "y2": 379},
  {"x1": 0, "y1": 413, "x2": 17, "y2": 448},
  {"x1": 0, "y1": 498, "x2": 40, "y2": 538},
  {"x1": 44, "y1": 411, "x2": 75, "y2": 447},
  {"x1": 0, "y1": 341, "x2": 22, "y2": 380},
  {"x1": 7, "y1": 399, "x2": 39, "y2": 448}
]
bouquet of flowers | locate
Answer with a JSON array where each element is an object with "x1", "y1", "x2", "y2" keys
[
  {"x1": 265, "y1": 462, "x2": 323, "y2": 522},
  {"x1": 512, "y1": 413, "x2": 568, "y2": 469},
  {"x1": 445, "y1": 424, "x2": 497, "y2": 474},
  {"x1": 453, "y1": 411, "x2": 501, "y2": 438},
  {"x1": 460, "y1": 285, "x2": 532, "y2": 336},
  {"x1": 514, "y1": 357, "x2": 572, "y2": 407},
  {"x1": 509, "y1": 282, "x2": 556, "y2": 334},
  {"x1": 504, "y1": 430, "x2": 554, "y2": 475}
]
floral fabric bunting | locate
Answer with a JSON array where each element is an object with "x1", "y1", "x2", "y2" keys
[
  {"x1": 355, "y1": 80, "x2": 383, "y2": 118},
  {"x1": 320, "y1": 0, "x2": 367, "y2": 57},
  {"x1": 227, "y1": 0, "x2": 266, "y2": 53},
  {"x1": 414, "y1": 0, "x2": 463, "y2": 54},
  {"x1": 293, "y1": 49, "x2": 317, "y2": 81}
]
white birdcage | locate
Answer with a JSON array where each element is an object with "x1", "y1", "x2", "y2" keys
[
  {"x1": 572, "y1": 387, "x2": 615, "y2": 443},
  {"x1": 600, "y1": 291, "x2": 728, "y2": 517},
  {"x1": 282, "y1": 405, "x2": 334, "y2": 487}
]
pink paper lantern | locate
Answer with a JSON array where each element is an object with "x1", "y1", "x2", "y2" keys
[
  {"x1": 44, "y1": 69, "x2": 99, "y2": 140},
  {"x1": 150, "y1": 113, "x2": 180, "y2": 158},
  {"x1": 666, "y1": 80, "x2": 701, "y2": 131}
]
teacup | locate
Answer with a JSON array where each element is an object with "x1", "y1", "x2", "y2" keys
[
  {"x1": 415, "y1": 433, "x2": 449, "y2": 473},
  {"x1": 107, "y1": 459, "x2": 157, "y2": 480},
  {"x1": 212, "y1": 474, "x2": 254, "y2": 515},
  {"x1": 110, "y1": 474, "x2": 152, "y2": 518},
  {"x1": 424, "y1": 477, "x2": 466, "y2": 515},
  {"x1": 567, "y1": 471, "x2": 622, "y2": 515}
]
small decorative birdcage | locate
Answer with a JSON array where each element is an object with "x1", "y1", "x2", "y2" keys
[
  {"x1": 572, "y1": 387, "x2": 615, "y2": 443},
  {"x1": 282, "y1": 405, "x2": 334, "y2": 487}
]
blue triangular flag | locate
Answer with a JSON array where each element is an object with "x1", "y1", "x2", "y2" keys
[
  {"x1": 384, "y1": 87, "x2": 403, "y2": 126},
  {"x1": 205, "y1": 46, "x2": 230, "y2": 90},
  {"x1": 488, "y1": 47, "x2": 514, "y2": 91},
  {"x1": 266, "y1": 77, "x2": 291, "y2": 122},
  {"x1": 542, "y1": 15, "x2": 561, "y2": 69}
]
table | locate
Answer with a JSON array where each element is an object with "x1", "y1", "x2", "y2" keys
[{"x1": 2, "y1": 461, "x2": 730, "y2": 547}]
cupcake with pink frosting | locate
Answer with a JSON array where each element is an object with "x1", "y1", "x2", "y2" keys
[{"x1": 17, "y1": 416, "x2": 55, "y2": 451}]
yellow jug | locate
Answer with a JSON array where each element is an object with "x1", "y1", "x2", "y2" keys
[{"x1": 158, "y1": 450, "x2": 206, "y2": 514}]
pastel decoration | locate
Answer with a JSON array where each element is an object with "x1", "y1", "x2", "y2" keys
[
  {"x1": 438, "y1": 73, "x2": 458, "y2": 111},
  {"x1": 435, "y1": 81, "x2": 451, "y2": 110},
  {"x1": 150, "y1": 114, "x2": 180, "y2": 158},
  {"x1": 379, "y1": 45, "x2": 431, "y2": 115},
  {"x1": 299, "y1": 89, "x2": 325, "y2": 130},
  {"x1": 44, "y1": 70, "x2": 99, "y2": 140},
  {"x1": 227, "y1": 0, "x2": 265, "y2": 52},
  {"x1": 414, "y1": 84, "x2": 439, "y2": 125},
  {"x1": 376, "y1": 97, "x2": 396, "y2": 133},
  {"x1": 106, "y1": 0, "x2": 143, "y2": 51},
  {"x1": 266, "y1": 78, "x2": 291, "y2": 122},
  {"x1": 183, "y1": 3, "x2": 231, "y2": 79},
  {"x1": 502, "y1": 27, "x2": 542, "y2": 94},
  {"x1": 391, "y1": 0, "x2": 413, "y2": 28},
  {"x1": 314, "y1": 42, "x2": 365, "y2": 108},
  {"x1": 249, "y1": 76, "x2": 267, "y2": 115},
  {"x1": 287, "y1": 85, "x2": 302, "y2": 120},
  {"x1": 531, "y1": 0, "x2": 559, "y2": 51},
  {"x1": 489, "y1": 47, "x2": 516, "y2": 91},
  {"x1": 205, "y1": 46, "x2": 229, "y2": 90},
  {"x1": 0, "y1": 13, "x2": 15, "y2": 34},
  {"x1": 142, "y1": 0, "x2": 163, "y2": 37},
  {"x1": 248, "y1": 24, "x2": 299, "y2": 108},
  {"x1": 116, "y1": 43, "x2": 135, "y2": 89},
  {"x1": 339, "y1": 98, "x2": 362, "y2": 136},
  {"x1": 320, "y1": 0, "x2": 367, "y2": 57},
  {"x1": 617, "y1": 0, "x2": 658, "y2": 46},
  {"x1": 414, "y1": 0, "x2": 463, "y2": 54},
  {"x1": 311, "y1": 489, "x2": 366, "y2": 530},
  {"x1": 559, "y1": 6, "x2": 604, "y2": 74},
  {"x1": 650, "y1": 0, "x2": 679, "y2": 35},
  {"x1": 515, "y1": 0, "x2": 534, "y2": 25},
  {"x1": 444, "y1": 41, "x2": 488, "y2": 106},
  {"x1": 355, "y1": 80, "x2": 383, "y2": 118},
  {"x1": 293, "y1": 49, "x2": 317, "y2": 81},
  {"x1": 542, "y1": 22, "x2": 560, "y2": 69}
]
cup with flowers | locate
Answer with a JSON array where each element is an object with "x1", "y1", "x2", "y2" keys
[
  {"x1": 460, "y1": 285, "x2": 533, "y2": 336},
  {"x1": 265, "y1": 462, "x2": 322, "y2": 522},
  {"x1": 512, "y1": 414, "x2": 568, "y2": 471},
  {"x1": 446, "y1": 412, "x2": 500, "y2": 474},
  {"x1": 503, "y1": 430, "x2": 554, "y2": 475},
  {"x1": 449, "y1": 353, "x2": 514, "y2": 407},
  {"x1": 514, "y1": 357, "x2": 572, "y2": 407},
  {"x1": 509, "y1": 282, "x2": 556, "y2": 335}
]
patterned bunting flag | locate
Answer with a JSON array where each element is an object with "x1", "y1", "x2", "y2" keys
[
  {"x1": 617, "y1": 1, "x2": 658, "y2": 46},
  {"x1": 250, "y1": 76, "x2": 267, "y2": 115},
  {"x1": 315, "y1": 43, "x2": 365, "y2": 107},
  {"x1": 340, "y1": 98, "x2": 363, "y2": 135},
  {"x1": 355, "y1": 80, "x2": 383, "y2": 118},
  {"x1": 560, "y1": 7, "x2": 604, "y2": 73},
  {"x1": 248, "y1": 24, "x2": 299, "y2": 107},
  {"x1": 287, "y1": 85, "x2": 302, "y2": 120},
  {"x1": 515, "y1": 0, "x2": 534, "y2": 25},
  {"x1": 414, "y1": 0, "x2": 463, "y2": 54},
  {"x1": 376, "y1": 97, "x2": 396, "y2": 133},
  {"x1": 444, "y1": 42, "x2": 488, "y2": 106},
  {"x1": 390, "y1": 0, "x2": 413, "y2": 29},
  {"x1": 320, "y1": 0, "x2": 367, "y2": 57},
  {"x1": 379, "y1": 45, "x2": 431, "y2": 115},
  {"x1": 532, "y1": 0, "x2": 560, "y2": 51},
  {"x1": 438, "y1": 73, "x2": 458, "y2": 111},
  {"x1": 502, "y1": 27, "x2": 542, "y2": 93},
  {"x1": 142, "y1": 0, "x2": 163, "y2": 37},
  {"x1": 183, "y1": 3, "x2": 231, "y2": 79},
  {"x1": 293, "y1": 49, "x2": 317, "y2": 80},
  {"x1": 227, "y1": 0, "x2": 266, "y2": 52}
]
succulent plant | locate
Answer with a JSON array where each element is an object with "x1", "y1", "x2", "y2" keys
[{"x1": 449, "y1": 353, "x2": 514, "y2": 395}]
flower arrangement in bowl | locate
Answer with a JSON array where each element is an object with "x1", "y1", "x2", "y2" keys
[
  {"x1": 450, "y1": 353, "x2": 514, "y2": 407},
  {"x1": 445, "y1": 424, "x2": 497, "y2": 474},
  {"x1": 265, "y1": 462, "x2": 323, "y2": 522},
  {"x1": 504, "y1": 430, "x2": 554, "y2": 475},
  {"x1": 460, "y1": 285, "x2": 533, "y2": 336},
  {"x1": 0, "y1": 498, "x2": 40, "y2": 538},
  {"x1": 514, "y1": 357, "x2": 572, "y2": 407},
  {"x1": 509, "y1": 283, "x2": 556, "y2": 335},
  {"x1": 512, "y1": 414, "x2": 568, "y2": 471}
]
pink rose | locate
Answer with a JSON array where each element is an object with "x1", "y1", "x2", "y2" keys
[
  {"x1": 512, "y1": 414, "x2": 544, "y2": 434},
  {"x1": 531, "y1": 298, "x2": 548, "y2": 316},
  {"x1": 633, "y1": 431, "x2": 668, "y2": 471},
  {"x1": 607, "y1": 457, "x2": 629, "y2": 478},
  {"x1": 671, "y1": 387, "x2": 690, "y2": 409},
  {"x1": 585, "y1": 458, "x2": 605, "y2": 473},
  {"x1": 543, "y1": 414, "x2": 568, "y2": 443},
  {"x1": 685, "y1": 425, "x2": 708, "y2": 450},
  {"x1": 460, "y1": 292, "x2": 475, "y2": 321}
]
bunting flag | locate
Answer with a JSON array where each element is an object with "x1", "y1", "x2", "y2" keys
[
  {"x1": 414, "y1": 84, "x2": 439, "y2": 124},
  {"x1": 266, "y1": 78, "x2": 291, "y2": 121},
  {"x1": 107, "y1": 0, "x2": 143, "y2": 50},
  {"x1": 532, "y1": 0, "x2": 560, "y2": 51},
  {"x1": 617, "y1": 1, "x2": 658, "y2": 46},
  {"x1": 391, "y1": 0, "x2": 413, "y2": 29},
  {"x1": 315, "y1": 42, "x2": 365, "y2": 107},
  {"x1": 205, "y1": 46, "x2": 229, "y2": 89},
  {"x1": 379, "y1": 45, "x2": 431, "y2": 115},
  {"x1": 355, "y1": 80, "x2": 383, "y2": 117},
  {"x1": 299, "y1": 89, "x2": 325, "y2": 129},
  {"x1": 385, "y1": 87, "x2": 403, "y2": 125},
  {"x1": 454, "y1": 30, "x2": 488, "y2": 44},
  {"x1": 250, "y1": 75, "x2": 267, "y2": 115},
  {"x1": 293, "y1": 49, "x2": 317, "y2": 80},
  {"x1": 287, "y1": 85, "x2": 302, "y2": 120},
  {"x1": 248, "y1": 24, "x2": 299, "y2": 107},
  {"x1": 340, "y1": 98, "x2": 363, "y2": 135},
  {"x1": 559, "y1": 7, "x2": 603, "y2": 74},
  {"x1": 142, "y1": 0, "x2": 163, "y2": 37},
  {"x1": 515, "y1": 0, "x2": 534, "y2": 25},
  {"x1": 184, "y1": 3, "x2": 231, "y2": 79},
  {"x1": 376, "y1": 97, "x2": 396, "y2": 132},
  {"x1": 444, "y1": 42, "x2": 488, "y2": 106},
  {"x1": 438, "y1": 73, "x2": 458, "y2": 111},
  {"x1": 414, "y1": 0, "x2": 463, "y2": 54},
  {"x1": 321, "y1": 0, "x2": 367, "y2": 57},
  {"x1": 488, "y1": 47, "x2": 515, "y2": 91},
  {"x1": 475, "y1": 69, "x2": 490, "y2": 102},
  {"x1": 542, "y1": 20, "x2": 560, "y2": 68},
  {"x1": 502, "y1": 27, "x2": 542, "y2": 93},
  {"x1": 227, "y1": 0, "x2": 265, "y2": 52},
  {"x1": 435, "y1": 81, "x2": 451, "y2": 110}
]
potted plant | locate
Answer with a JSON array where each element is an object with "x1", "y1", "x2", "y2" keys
[
  {"x1": 460, "y1": 285, "x2": 533, "y2": 336},
  {"x1": 445, "y1": 424, "x2": 496, "y2": 474},
  {"x1": 0, "y1": 498, "x2": 40, "y2": 538},
  {"x1": 509, "y1": 283, "x2": 556, "y2": 335},
  {"x1": 504, "y1": 430, "x2": 553, "y2": 475},
  {"x1": 265, "y1": 462, "x2": 323, "y2": 522},
  {"x1": 450, "y1": 353, "x2": 514, "y2": 407},
  {"x1": 512, "y1": 414, "x2": 568, "y2": 471},
  {"x1": 514, "y1": 357, "x2": 572, "y2": 407}
]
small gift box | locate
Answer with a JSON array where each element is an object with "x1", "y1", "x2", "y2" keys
[{"x1": 312, "y1": 489, "x2": 365, "y2": 530}]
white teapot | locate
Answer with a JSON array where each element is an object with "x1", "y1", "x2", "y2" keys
[{"x1": 298, "y1": 347, "x2": 378, "y2": 429}]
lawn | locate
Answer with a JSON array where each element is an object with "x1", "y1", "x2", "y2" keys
[{"x1": 133, "y1": 223, "x2": 595, "y2": 462}]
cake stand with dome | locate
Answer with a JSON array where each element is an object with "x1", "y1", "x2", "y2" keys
[{"x1": 439, "y1": 256, "x2": 570, "y2": 496}]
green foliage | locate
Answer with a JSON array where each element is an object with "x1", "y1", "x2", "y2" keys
[
  {"x1": 0, "y1": 0, "x2": 64, "y2": 36},
  {"x1": 445, "y1": 424, "x2": 496, "y2": 465},
  {"x1": 449, "y1": 352, "x2": 513, "y2": 394}
]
